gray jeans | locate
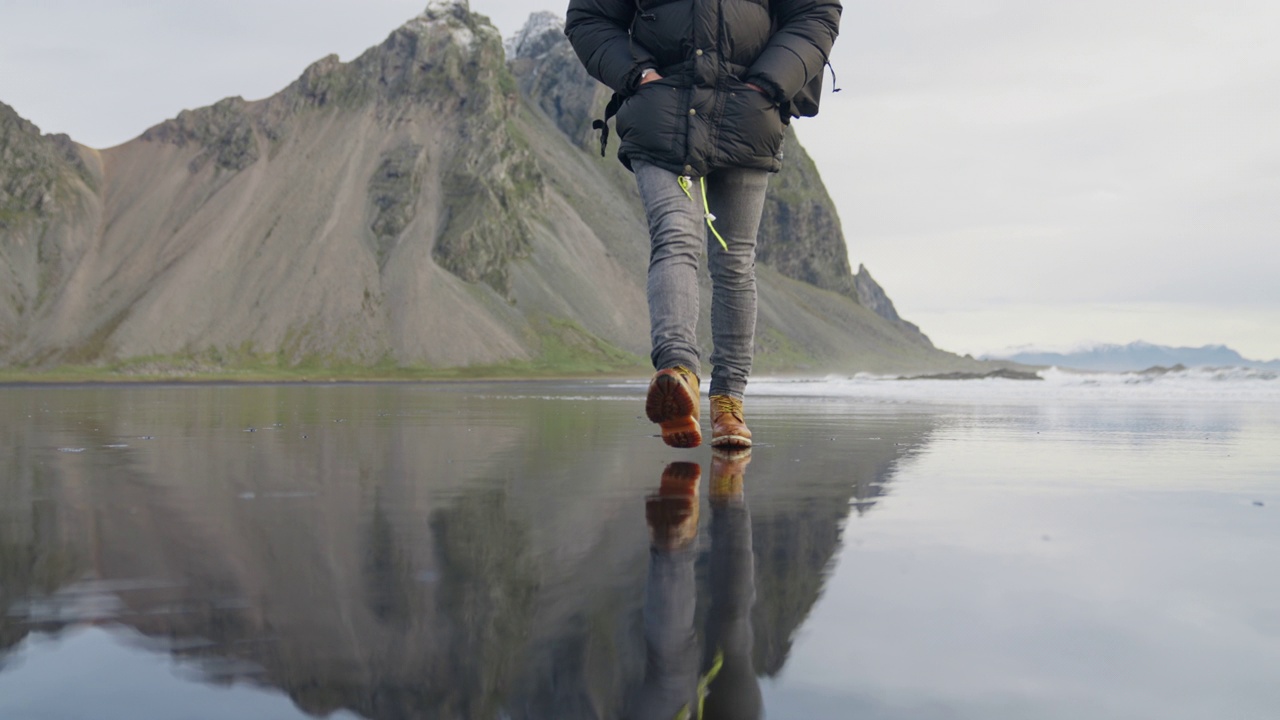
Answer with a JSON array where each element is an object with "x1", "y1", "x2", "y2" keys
[{"x1": 633, "y1": 160, "x2": 770, "y2": 399}]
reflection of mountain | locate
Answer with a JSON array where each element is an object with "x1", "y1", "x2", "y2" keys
[
  {"x1": 0, "y1": 386, "x2": 937, "y2": 718},
  {"x1": 744, "y1": 413, "x2": 933, "y2": 676},
  {"x1": 0, "y1": 492, "x2": 82, "y2": 657}
]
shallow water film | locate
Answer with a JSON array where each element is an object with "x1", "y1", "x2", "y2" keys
[{"x1": 1, "y1": 380, "x2": 1277, "y2": 720}]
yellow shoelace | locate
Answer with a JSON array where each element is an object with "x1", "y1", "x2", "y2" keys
[
  {"x1": 710, "y1": 395, "x2": 743, "y2": 420},
  {"x1": 671, "y1": 365, "x2": 699, "y2": 391}
]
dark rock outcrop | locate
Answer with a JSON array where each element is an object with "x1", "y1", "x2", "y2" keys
[
  {"x1": 854, "y1": 264, "x2": 933, "y2": 347},
  {"x1": 756, "y1": 130, "x2": 858, "y2": 298},
  {"x1": 142, "y1": 97, "x2": 261, "y2": 173},
  {"x1": 907, "y1": 368, "x2": 1042, "y2": 381},
  {"x1": 0, "y1": 102, "x2": 93, "y2": 227},
  {"x1": 368, "y1": 143, "x2": 426, "y2": 266},
  {"x1": 507, "y1": 11, "x2": 606, "y2": 145}
]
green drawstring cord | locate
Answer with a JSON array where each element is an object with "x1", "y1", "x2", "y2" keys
[
  {"x1": 673, "y1": 650, "x2": 725, "y2": 720},
  {"x1": 678, "y1": 174, "x2": 695, "y2": 200},
  {"x1": 678, "y1": 175, "x2": 729, "y2": 251}
]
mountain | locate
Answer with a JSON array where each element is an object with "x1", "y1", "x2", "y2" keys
[
  {"x1": 0, "y1": 2, "x2": 983, "y2": 377},
  {"x1": 988, "y1": 341, "x2": 1280, "y2": 372}
]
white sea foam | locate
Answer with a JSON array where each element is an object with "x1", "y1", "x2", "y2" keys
[{"x1": 746, "y1": 366, "x2": 1280, "y2": 404}]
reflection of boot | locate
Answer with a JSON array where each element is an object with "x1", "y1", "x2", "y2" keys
[
  {"x1": 704, "y1": 449, "x2": 762, "y2": 720},
  {"x1": 710, "y1": 448, "x2": 751, "y2": 505},
  {"x1": 629, "y1": 463, "x2": 702, "y2": 720},
  {"x1": 646, "y1": 462, "x2": 702, "y2": 551}
]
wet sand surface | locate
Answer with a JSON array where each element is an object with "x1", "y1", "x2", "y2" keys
[{"x1": 0, "y1": 381, "x2": 1277, "y2": 719}]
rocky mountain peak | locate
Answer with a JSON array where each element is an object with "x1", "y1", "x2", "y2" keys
[
  {"x1": 505, "y1": 11, "x2": 566, "y2": 61},
  {"x1": 506, "y1": 13, "x2": 603, "y2": 145},
  {"x1": 854, "y1": 264, "x2": 933, "y2": 347},
  {"x1": 0, "y1": 100, "x2": 29, "y2": 132},
  {"x1": 1, "y1": 102, "x2": 92, "y2": 228},
  {"x1": 424, "y1": 0, "x2": 469, "y2": 19},
  {"x1": 139, "y1": 0, "x2": 513, "y2": 176},
  {"x1": 140, "y1": 96, "x2": 259, "y2": 174},
  {"x1": 358, "y1": 2, "x2": 507, "y2": 110},
  {"x1": 403, "y1": 0, "x2": 493, "y2": 50}
]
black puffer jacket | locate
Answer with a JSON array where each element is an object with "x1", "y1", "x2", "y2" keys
[{"x1": 565, "y1": 0, "x2": 842, "y2": 177}]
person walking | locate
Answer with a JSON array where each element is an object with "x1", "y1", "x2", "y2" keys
[{"x1": 565, "y1": 0, "x2": 842, "y2": 449}]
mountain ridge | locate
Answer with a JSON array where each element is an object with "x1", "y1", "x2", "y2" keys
[
  {"x1": 0, "y1": 5, "x2": 988, "y2": 378},
  {"x1": 987, "y1": 340, "x2": 1280, "y2": 372}
]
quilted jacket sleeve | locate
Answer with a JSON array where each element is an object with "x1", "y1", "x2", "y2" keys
[
  {"x1": 745, "y1": 0, "x2": 842, "y2": 103},
  {"x1": 565, "y1": 0, "x2": 656, "y2": 95}
]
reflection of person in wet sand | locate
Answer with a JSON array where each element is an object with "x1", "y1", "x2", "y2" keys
[{"x1": 630, "y1": 452, "x2": 762, "y2": 720}]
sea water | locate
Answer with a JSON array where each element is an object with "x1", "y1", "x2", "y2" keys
[{"x1": 0, "y1": 373, "x2": 1276, "y2": 719}]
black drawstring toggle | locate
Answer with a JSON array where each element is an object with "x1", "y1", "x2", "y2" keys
[
  {"x1": 592, "y1": 119, "x2": 610, "y2": 157},
  {"x1": 593, "y1": 93, "x2": 624, "y2": 158}
]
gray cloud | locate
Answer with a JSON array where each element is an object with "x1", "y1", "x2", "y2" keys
[{"x1": 803, "y1": 0, "x2": 1280, "y2": 356}]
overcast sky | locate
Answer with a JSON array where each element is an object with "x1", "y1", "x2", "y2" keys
[{"x1": 2, "y1": 0, "x2": 1277, "y2": 359}]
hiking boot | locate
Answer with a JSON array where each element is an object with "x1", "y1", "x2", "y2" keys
[
  {"x1": 710, "y1": 447, "x2": 751, "y2": 504},
  {"x1": 645, "y1": 366, "x2": 702, "y2": 448},
  {"x1": 646, "y1": 461, "x2": 701, "y2": 551},
  {"x1": 709, "y1": 395, "x2": 752, "y2": 449}
]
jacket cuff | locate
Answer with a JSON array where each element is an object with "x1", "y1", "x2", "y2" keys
[
  {"x1": 613, "y1": 41, "x2": 656, "y2": 95},
  {"x1": 625, "y1": 65, "x2": 653, "y2": 93},
  {"x1": 744, "y1": 74, "x2": 785, "y2": 104}
]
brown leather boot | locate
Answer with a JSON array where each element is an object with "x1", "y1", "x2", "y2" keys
[
  {"x1": 645, "y1": 366, "x2": 701, "y2": 448},
  {"x1": 710, "y1": 394, "x2": 752, "y2": 449}
]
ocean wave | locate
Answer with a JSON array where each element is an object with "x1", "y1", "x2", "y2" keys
[{"x1": 746, "y1": 366, "x2": 1280, "y2": 404}]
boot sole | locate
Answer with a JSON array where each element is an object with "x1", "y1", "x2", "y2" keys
[
  {"x1": 646, "y1": 373, "x2": 701, "y2": 448},
  {"x1": 710, "y1": 434, "x2": 753, "y2": 449},
  {"x1": 658, "y1": 461, "x2": 702, "y2": 493}
]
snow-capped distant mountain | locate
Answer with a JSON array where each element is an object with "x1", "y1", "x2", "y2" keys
[{"x1": 985, "y1": 341, "x2": 1280, "y2": 372}]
